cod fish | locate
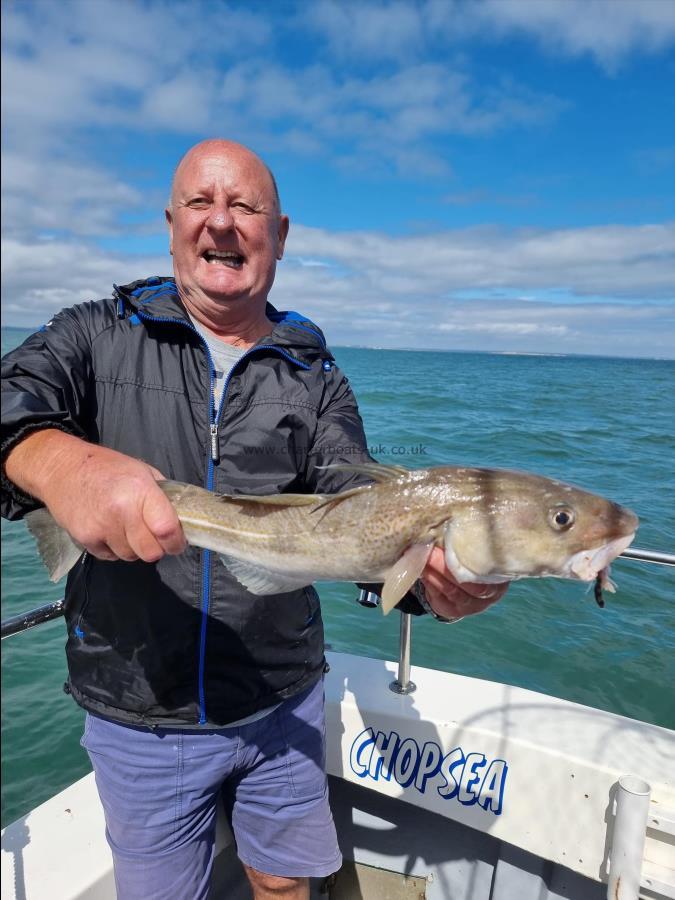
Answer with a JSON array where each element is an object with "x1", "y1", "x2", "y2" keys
[{"x1": 25, "y1": 463, "x2": 638, "y2": 614}]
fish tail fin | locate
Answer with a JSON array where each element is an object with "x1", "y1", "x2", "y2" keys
[{"x1": 25, "y1": 508, "x2": 84, "y2": 582}]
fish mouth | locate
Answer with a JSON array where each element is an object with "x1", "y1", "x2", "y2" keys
[
  {"x1": 202, "y1": 249, "x2": 245, "y2": 269},
  {"x1": 568, "y1": 533, "x2": 636, "y2": 581}
]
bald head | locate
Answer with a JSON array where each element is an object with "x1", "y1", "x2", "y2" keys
[
  {"x1": 169, "y1": 139, "x2": 281, "y2": 212},
  {"x1": 165, "y1": 137, "x2": 290, "y2": 339}
]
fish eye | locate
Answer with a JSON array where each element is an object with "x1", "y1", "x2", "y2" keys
[{"x1": 550, "y1": 506, "x2": 575, "y2": 531}]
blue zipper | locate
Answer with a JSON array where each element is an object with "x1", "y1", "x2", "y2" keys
[{"x1": 134, "y1": 309, "x2": 310, "y2": 724}]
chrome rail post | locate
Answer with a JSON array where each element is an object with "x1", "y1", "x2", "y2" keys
[{"x1": 390, "y1": 612, "x2": 416, "y2": 695}]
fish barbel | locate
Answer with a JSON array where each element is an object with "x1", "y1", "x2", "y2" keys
[{"x1": 25, "y1": 463, "x2": 638, "y2": 614}]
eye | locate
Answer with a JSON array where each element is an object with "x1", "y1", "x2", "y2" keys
[
  {"x1": 232, "y1": 201, "x2": 255, "y2": 213},
  {"x1": 186, "y1": 197, "x2": 210, "y2": 209},
  {"x1": 550, "y1": 506, "x2": 575, "y2": 531}
]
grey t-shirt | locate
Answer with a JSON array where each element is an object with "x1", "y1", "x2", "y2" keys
[{"x1": 190, "y1": 318, "x2": 248, "y2": 412}]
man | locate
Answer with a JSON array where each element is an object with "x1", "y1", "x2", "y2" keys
[{"x1": 1, "y1": 140, "x2": 506, "y2": 899}]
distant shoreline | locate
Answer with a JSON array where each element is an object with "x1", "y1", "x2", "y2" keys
[
  {"x1": 331, "y1": 345, "x2": 674, "y2": 363},
  {"x1": 2, "y1": 327, "x2": 672, "y2": 363}
]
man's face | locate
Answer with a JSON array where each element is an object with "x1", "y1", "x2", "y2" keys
[{"x1": 166, "y1": 144, "x2": 289, "y2": 316}]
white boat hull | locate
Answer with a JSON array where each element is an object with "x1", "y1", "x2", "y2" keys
[{"x1": 2, "y1": 652, "x2": 674, "y2": 899}]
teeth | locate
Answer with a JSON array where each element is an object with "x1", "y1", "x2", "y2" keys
[{"x1": 204, "y1": 250, "x2": 243, "y2": 268}]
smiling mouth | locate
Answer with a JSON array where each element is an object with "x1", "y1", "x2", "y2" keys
[{"x1": 203, "y1": 250, "x2": 244, "y2": 269}]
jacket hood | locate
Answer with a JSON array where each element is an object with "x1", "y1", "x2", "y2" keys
[{"x1": 115, "y1": 276, "x2": 332, "y2": 365}]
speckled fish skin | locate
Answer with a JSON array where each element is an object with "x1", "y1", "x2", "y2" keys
[
  {"x1": 158, "y1": 465, "x2": 638, "y2": 604},
  {"x1": 26, "y1": 464, "x2": 638, "y2": 613}
]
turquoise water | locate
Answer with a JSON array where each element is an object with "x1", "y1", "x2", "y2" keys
[{"x1": 2, "y1": 328, "x2": 674, "y2": 828}]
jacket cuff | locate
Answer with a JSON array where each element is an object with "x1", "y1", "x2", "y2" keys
[{"x1": 394, "y1": 587, "x2": 427, "y2": 616}]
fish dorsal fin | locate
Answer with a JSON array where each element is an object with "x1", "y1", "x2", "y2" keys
[
  {"x1": 381, "y1": 542, "x2": 434, "y2": 615},
  {"x1": 205, "y1": 462, "x2": 408, "y2": 512},
  {"x1": 316, "y1": 462, "x2": 409, "y2": 483},
  {"x1": 221, "y1": 492, "x2": 328, "y2": 508},
  {"x1": 159, "y1": 479, "x2": 327, "y2": 510},
  {"x1": 308, "y1": 463, "x2": 410, "y2": 515},
  {"x1": 218, "y1": 553, "x2": 311, "y2": 595}
]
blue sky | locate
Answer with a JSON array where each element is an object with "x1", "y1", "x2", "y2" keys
[{"x1": 2, "y1": 0, "x2": 674, "y2": 357}]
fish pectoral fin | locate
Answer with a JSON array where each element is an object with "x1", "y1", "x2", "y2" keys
[
  {"x1": 381, "y1": 542, "x2": 434, "y2": 616},
  {"x1": 316, "y1": 462, "x2": 409, "y2": 483},
  {"x1": 25, "y1": 507, "x2": 85, "y2": 582},
  {"x1": 217, "y1": 553, "x2": 312, "y2": 595}
]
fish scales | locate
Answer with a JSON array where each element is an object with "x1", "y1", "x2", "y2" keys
[
  {"x1": 164, "y1": 477, "x2": 446, "y2": 582},
  {"x1": 164, "y1": 470, "x2": 490, "y2": 583},
  {"x1": 24, "y1": 463, "x2": 639, "y2": 614}
]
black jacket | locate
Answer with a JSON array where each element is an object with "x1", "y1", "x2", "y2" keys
[{"x1": 1, "y1": 276, "x2": 405, "y2": 726}]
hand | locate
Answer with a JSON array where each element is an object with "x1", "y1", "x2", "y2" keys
[
  {"x1": 6, "y1": 430, "x2": 186, "y2": 564},
  {"x1": 421, "y1": 546, "x2": 508, "y2": 621}
]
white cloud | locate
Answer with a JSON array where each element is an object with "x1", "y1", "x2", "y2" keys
[
  {"x1": 306, "y1": 0, "x2": 675, "y2": 70},
  {"x1": 2, "y1": 2, "x2": 565, "y2": 179},
  {"x1": 1, "y1": 238, "x2": 171, "y2": 324},
  {"x1": 303, "y1": 0, "x2": 425, "y2": 61},
  {"x1": 272, "y1": 221, "x2": 675, "y2": 356},
  {"x1": 1, "y1": 154, "x2": 149, "y2": 239},
  {"x1": 473, "y1": 0, "x2": 675, "y2": 70},
  {"x1": 1, "y1": 0, "x2": 271, "y2": 144},
  {"x1": 285, "y1": 222, "x2": 675, "y2": 299},
  {"x1": 1, "y1": 0, "x2": 570, "y2": 303},
  {"x1": 214, "y1": 60, "x2": 564, "y2": 176},
  {"x1": 439, "y1": 321, "x2": 571, "y2": 337},
  {"x1": 3, "y1": 222, "x2": 672, "y2": 358}
]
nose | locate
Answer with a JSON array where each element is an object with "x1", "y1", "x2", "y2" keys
[{"x1": 206, "y1": 200, "x2": 234, "y2": 232}]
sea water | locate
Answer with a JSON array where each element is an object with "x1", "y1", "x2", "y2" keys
[{"x1": 2, "y1": 328, "x2": 674, "y2": 827}]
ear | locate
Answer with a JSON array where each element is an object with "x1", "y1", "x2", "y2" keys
[
  {"x1": 276, "y1": 215, "x2": 290, "y2": 260},
  {"x1": 165, "y1": 207, "x2": 174, "y2": 255}
]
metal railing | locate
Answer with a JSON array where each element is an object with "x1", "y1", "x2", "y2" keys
[
  {"x1": 617, "y1": 547, "x2": 675, "y2": 567},
  {"x1": 2, "y1": 547, "x2": 673, "y2": 646},
  {"x1": 374, "y1": 545, "x2": 675, "y2": 697},
  {"x1": 1, "y1": 599, "x2": 65, "y2": 639}
]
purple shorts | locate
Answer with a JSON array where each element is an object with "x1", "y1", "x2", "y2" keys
[{"x1": 81, "y1": 678, "x2": 341, "y2": 899}]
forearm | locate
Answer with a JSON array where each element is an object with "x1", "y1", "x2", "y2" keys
[{"x1": 4, "y1": 429, "x2": 92, "y2": 504}]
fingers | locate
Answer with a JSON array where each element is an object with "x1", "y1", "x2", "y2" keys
[
  {"x1": 94, "y1": 485, "x2": 185, "y2": 563},
  {"x1": 422, "y1": 575, "x2": 502, "y2": 620},
  {"x1": 141, "y1": 487, "x2": 186, "y2": 556},
  {"x1": 457, "y1": 580, "x2": 509, "y2": 602},
  {"x1": 421, "y1": 547, "x2": 509, "y2": 620},
  {"x1": 85, "y1": 541, "x2": 119, "y2": 563}
]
